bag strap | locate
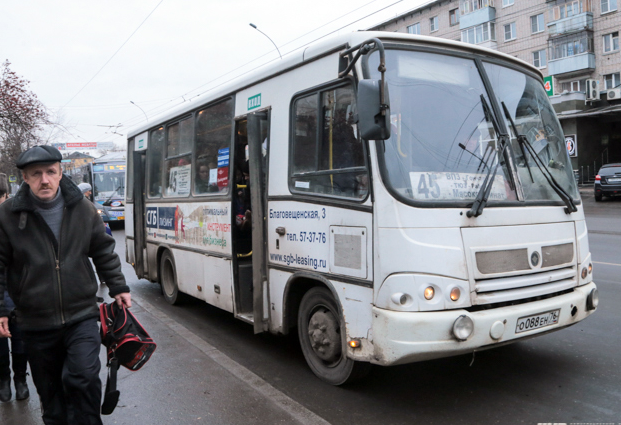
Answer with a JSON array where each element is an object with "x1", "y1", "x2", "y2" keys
[{"x1": 101, "y1": 357, "x2": 120, "y2": 415}]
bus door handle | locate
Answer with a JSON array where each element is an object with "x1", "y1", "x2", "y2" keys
[{"x1": 275, "y1": 227, "x2": 286, "y2": 236}]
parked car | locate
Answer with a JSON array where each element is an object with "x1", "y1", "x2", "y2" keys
[{"x1": 594, "y1": 163, "x2": 621, "y2": 201}]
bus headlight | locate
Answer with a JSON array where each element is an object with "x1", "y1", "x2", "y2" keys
[{"x1": 452, "y1": 315, "x2": 474, "y2": 341}]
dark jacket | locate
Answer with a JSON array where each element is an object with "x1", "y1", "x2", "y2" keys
[{"x1": 0, "y1": 175, "x2": 130, "y2": 331}]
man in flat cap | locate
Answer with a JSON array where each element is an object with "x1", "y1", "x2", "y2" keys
[{"x1": 0, "y1": 145, "x2": 131, "y2": 424}]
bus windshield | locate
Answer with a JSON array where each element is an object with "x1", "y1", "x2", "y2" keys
[
  {"x1": 93, "y1": 171, "x2": 125, "y2": 200},
  {"x1": 368, "y1": 49, "x2": 578, "y2": 206}
]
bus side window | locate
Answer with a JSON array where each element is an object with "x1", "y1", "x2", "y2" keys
[
  {"x1": 164, "y1": 117, "x2": 192, "y2": 198},
  {"x1": 290, "y1": 84, "x2": 368, "y2": 199},
  {"x1": 194, "y1": 98, "x2": 234, "y2": 195}
]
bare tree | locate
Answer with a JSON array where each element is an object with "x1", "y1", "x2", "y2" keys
[{"x1": 0, "y1": 60, "x2": 49, "y2": 180}]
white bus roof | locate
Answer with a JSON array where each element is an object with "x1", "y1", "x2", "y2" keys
[
  {"x1": 127, "y1": 31, "x2": 540, "y2": 139},
  {"x1": 95, "y1": 152, "x2": 126, "y2": 163}
]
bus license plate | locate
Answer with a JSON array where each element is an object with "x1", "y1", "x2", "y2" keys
[{"x1": 515, "y1": 309, "x2": 560, "y2": 334}]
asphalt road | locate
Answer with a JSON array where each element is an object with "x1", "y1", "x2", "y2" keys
[
  {"x1": 1, "y1": 190, "x2": 619, "y2": 425},
  {"x1": 119, "y1": 189, "x2": 621, "y2": 425}
]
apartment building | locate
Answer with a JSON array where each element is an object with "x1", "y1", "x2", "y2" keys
[{"x1": 370, "y1": 0, "x2": 621, "y2": 179}]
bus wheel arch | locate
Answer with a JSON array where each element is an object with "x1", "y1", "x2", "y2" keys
[
  {"x1": 159, "y1": 248, "x2": 186, "y2": 305},
  {"x1": 286, "y1": 273, "x2": 371, "y2": 385}
]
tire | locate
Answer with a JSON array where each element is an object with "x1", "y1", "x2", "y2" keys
[
  {"x1": 297, "y1": 287, "x2": 371, "y2": 385},
  {"x1": 160, "y1": 250, "x2": 186, "y2": 305},
  {"x1": 595, "y1": 193, "x2": 602, "y2": 202}
]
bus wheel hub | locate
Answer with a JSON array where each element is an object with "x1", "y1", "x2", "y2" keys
[{"x1": 308, "y1": 310, "x2": 341, "y2": 362}]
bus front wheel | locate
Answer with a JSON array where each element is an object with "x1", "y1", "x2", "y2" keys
[
  {"x1": 297, "y1": 287, "x2": 370, "y2": 385},
  {"x1": 160, "y1": 251, "x2": 185, "y2": 305}
]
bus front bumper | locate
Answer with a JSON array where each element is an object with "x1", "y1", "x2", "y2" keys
[{"x1": 370, "y1": 282, "x2": 597, "y2": 366}]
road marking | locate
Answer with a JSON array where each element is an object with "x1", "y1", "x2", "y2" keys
[
  {"x1": 593, "y1": 261, "x2": 621, "y2": 267},
  {"x1": 132, "y1": 295, "x2": 330, "y2": 425}
]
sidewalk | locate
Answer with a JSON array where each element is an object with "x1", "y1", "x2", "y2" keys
[{"x1": 0, "y1": 288, "x2": 329, "y2": 425}]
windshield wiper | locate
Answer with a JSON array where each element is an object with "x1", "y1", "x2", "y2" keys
[
  {"x1": 104, "y1": 185, "x2": 123, "y2": 205},
  {"x1": 458, "y1": 143, "x2": 490, "y2": 172},
  {"x1": 501, "y1": 102, "x2": 577, "y2": 214},
  {"x1": 466, "y1": 95, "x2": 512, "y2": 218}
]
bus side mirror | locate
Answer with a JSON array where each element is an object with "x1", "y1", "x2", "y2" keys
[{"x1": 357, "y1": 79, "x2": 391, "y2": 140}]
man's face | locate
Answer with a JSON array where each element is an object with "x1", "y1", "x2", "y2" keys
[
  {"x1": 84, "y1": 190, "x2": 92, "y2": 198},
  {"x1": 22, "y1": 162, "x2": 62, "y2": 201},
  {"x1": 199, "y1": 166, "x2": 209, "y2": 181}
]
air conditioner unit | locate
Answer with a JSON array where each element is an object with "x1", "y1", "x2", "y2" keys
[
  {"x1": 606, "y1": 88, "x2": 621, "y2": 101},
  {"x1": 585, "y1": 79, "x2": 600, "y2": 101}
]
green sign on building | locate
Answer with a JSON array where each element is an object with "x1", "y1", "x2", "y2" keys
[{"x1": 543, "y1": 76, "x2": 553, "y2": 97}]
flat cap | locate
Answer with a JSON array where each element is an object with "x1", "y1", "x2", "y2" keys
[{"x1": 16, "y1": 145, "x2": 62, "y2": 169}]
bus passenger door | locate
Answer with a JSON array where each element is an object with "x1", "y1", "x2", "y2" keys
[
  {"x1": 247, "y1": 111, "x2": 270, "y2": 333},
  {"x1": 133, "y1": 150, "x2": 147, "y2": 278}
]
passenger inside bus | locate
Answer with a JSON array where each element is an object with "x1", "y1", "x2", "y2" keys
[{"x1": 195, "y1": 161, "x2": 219, "y2": 193}]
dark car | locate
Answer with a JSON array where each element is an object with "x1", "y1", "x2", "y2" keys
[{"x1": 594, "y1": 163, "x2": 621, "y2": 201}]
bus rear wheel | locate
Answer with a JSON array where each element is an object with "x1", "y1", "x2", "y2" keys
[
  {"x1": 297, "y1": 287, "x2": 370, "y2": 385},
  {"x1": 160, "y1": 250, "x2": 185, "y2": 305}
]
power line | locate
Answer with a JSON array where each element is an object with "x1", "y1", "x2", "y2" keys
[
  {"x1": 121, "y1": 0, "x2": 409, "y2": 128},
  {"x1": 60, "y1": 0, "x2": 166, "y2": 110}
]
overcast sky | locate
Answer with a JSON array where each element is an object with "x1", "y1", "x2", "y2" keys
[{"x1": 1, "y1": 0, "x2": 427, "y2": 155}]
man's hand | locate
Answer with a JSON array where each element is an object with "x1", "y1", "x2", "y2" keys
[
  {"x1": 0, "y1": 317, "x2": 11, "y2": 338},
  {"x1": 114, "y1": 293, "x2": 132, "y2": 309}
]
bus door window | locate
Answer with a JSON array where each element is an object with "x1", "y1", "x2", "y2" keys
[
  {"x1": 233, "y1": 120, "x2": 252, "y2": 255},
  {"x1": 147, "y1": 127, "x2": 165, "y2": 198}
]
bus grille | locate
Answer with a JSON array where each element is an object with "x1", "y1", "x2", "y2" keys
[{"x1": 473, "y1": 267, "x2": 577, "y2": 306}]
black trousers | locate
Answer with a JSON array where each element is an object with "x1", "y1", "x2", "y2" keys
[{"x1": 23, "y1": 318, "x2": 102, "y2": 425}]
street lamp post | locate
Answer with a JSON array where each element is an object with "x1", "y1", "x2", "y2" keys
[{"x1": 249, "y1": 23, "x2": 282, "y2": 59}]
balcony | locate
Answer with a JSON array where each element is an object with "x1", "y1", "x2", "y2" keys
[
  {"x1": 548, "y1": 52, "x2": 595, "y2": 76},
  {"x1": 460, "y1": 0, "x2": 495, "y2": 29},
  {"x1": 548, "y1": 12, "x2": 593, "y2": 36},
  {"x1": 460, "y1": 7, "x2": 496, "y2": 29}
]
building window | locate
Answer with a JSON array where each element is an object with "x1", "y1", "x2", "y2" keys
[
  {"x1": 549, "y1": 34, "x2": 594, "y2": 59},
  {"x1": 407, "y1": 23, "x2": 421, "y2": 34},
  {"x1": 533, "y1": 50, "x2": 547, "y2": 68},
  {"x1": 560, "y1": 80, "x2": 582, "y2": 92},
  {"x1": 601, "y1": 0, "x2": 617, "y2": 13},
  {"x1": 504, "y1": 22, "x2": 516, "y2": 41},
  {"x1": 430, "y1": 16, "x2": 439, "y2": 32},
  {"x1": 550, "y1": 0, "x2": 592, "y2": 20},
  {"x1": 604, "y1": 73, "x2": 620, "y2": 89},
  {"x1": 603, "y1": 32, "x2": 619, "y2": 53},
  {"x1": 450, "y1": 8, "x2": 460, "y2": 26},
  {"x1": 503, "y1": 0, "x2": 514, "y2": 6},
  {"x1": 531, "y1": 14, "x2": 545, "y2": 34},
  {"x1": 461, "y1": 22, "x2": 496, "y2": 44}
]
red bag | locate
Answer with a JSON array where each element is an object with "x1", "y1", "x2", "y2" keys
[
  {"x1": 100, "y1": 301, "x2": 156, "y2": 371},
  {"x1": 99, "y1": 302, "x2": 156, "y2": 415}
]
